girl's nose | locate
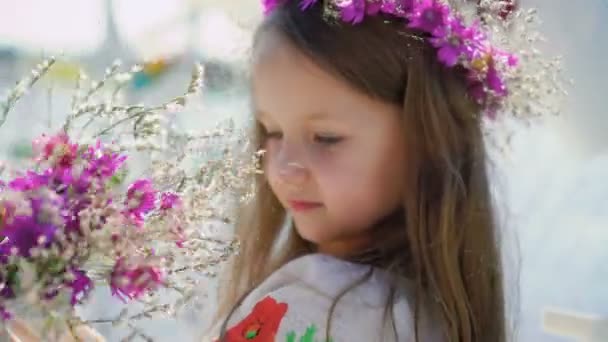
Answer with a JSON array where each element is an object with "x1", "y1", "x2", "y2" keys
[{"x1": 277, "y1": 160, "x2": 308, "y2": 190}]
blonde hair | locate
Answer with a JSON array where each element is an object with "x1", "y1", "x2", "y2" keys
[{"x1": 216, "y1": 3, "x2": 507, "y2": 341}]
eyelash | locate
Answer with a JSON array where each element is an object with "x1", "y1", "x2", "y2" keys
[
  {"x1": 262, "y1": 130, "x2": 343, "y2": 145},
  {"x1": 314, "y1": 134, "x2": 343, "y2": 145}
]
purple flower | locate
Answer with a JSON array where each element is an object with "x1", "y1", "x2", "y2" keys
[
  {"x1": 508, "y1": 54, "x2": 518, "y2": 67},
  {"x1": 467, "y1": 78, "x2": 487, "y2": 105},
  {"x1": 381, "y1": 0, "x2": 414, "y2": 17},
  {"x1": 0, "y1": 237, "x2": 11, "y2": 263},
  {"x1": 68, "y1": 269, "x2": 93, "y2": 305},
  {"x1": 431, "y1": 37, "x2": 463, "y2": 67},
  {"x1": 83, "y1": 141, "x2": 127, "y2": 181},
  {"x1": 459, "y1": 20, "x2": 489, "y2": 62},
  {"x1": 160, "y1": 192, "x2": 181, "y2": 210},
  {"x1": 8, "y1": 171, "x2": 50, "y2": 191},
  {"x1": 2, "y1": 216, "x2": 56, "y2": 257},
  {"x1": 365, "y1": 0, "x2": 382, "y2": 15},
  {"x1": 430, "y1": 19, "x2": 469, "y2": 67},
  {"x1": 0, "y1": 306, "x2": 11, "y2": 321},
  {"x1": 486, "y1": 62, "x2": 507, "y2": 96},
  {"x1": 262, "y1": 0, "x2": 283, "y2": 15},
  {"x1": 408, "y1": 0, "x2": 451, "y2": 37},
  {"x1": 493, "y1": 48, "x2": 519, "y2": 68},
  {"x1": 110, "y1": 258, "x2": 164, "y2": 302},
  {"x1": 1, "y1": 198, "x2": 59, "y2": 257},
  {"x1": 299, "y1": 0, "x2": 318, "y2": 10},
  {"x1": 338, "y1": 0, "x2": 367, "y2": 24},
  {"x1": 125, "y1": 179, "x2": 156, "y2": 223}
]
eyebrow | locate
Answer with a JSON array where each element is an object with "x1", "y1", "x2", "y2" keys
[{"x1": 254, "y1": 109, "x2": 334, "y2": 122}]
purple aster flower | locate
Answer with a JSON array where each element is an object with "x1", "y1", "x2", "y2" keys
[
  {"x1": 338, "y1": 0, "x2": 367, "y2": 24},
  {"x1": 125, "y1": 179, "x2": 156, "y2": 223},
  {"x1": 68, "y1": 269, "x2": 93, "y2": 305},
  {"x1": 160, "y1": 192, "x2": 181, "y2": 210},
  {"x1": 408, "y1": 0, "x2": 451, "y2": 37},
  {"x1": 299, "y1": 0, "x2": 318, "y2": 10},
  {"x1": 110, "y1": 258, "x2": 164, "y2": 302}
]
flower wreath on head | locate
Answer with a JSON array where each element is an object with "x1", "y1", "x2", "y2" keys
[{"x1": 260, "y1": 0, "x2": 565, "y2": 122}]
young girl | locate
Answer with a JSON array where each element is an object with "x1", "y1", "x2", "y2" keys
[
  {"x1": 11, "y1": 0, "x2": 515, "y2": 341},
  {"x1": 210, "y1": 0, "x2": 511, "y2": 341}
]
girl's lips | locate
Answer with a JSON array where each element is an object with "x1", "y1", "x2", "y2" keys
[{"x1": 288, "y1": 200, "x2": 322, "y2": 212}]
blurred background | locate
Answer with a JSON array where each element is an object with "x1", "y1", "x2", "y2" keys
[{"x1": 0, "y1": 0, "x2": 605, "y2": 340}]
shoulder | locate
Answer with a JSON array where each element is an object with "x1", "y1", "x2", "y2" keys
[{"x1": 213, "y1": 254, "x2": 440, "y2": 342}]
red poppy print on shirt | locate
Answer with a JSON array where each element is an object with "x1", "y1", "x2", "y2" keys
[{"x1": 217, "y1": 296, "x2": 288, "y2": 342}]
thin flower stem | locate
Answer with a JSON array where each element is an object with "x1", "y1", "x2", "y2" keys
[
  {"x1": 0, "y1": 57, "x2": 56, "y2": 128},
  {"x1": 93, "y1": 111, "x2": 149, "y2": 138}
]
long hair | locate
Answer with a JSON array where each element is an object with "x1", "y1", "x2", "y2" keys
[{"x1": 217, "y1": 2, "x2": 507, "y2": 341}]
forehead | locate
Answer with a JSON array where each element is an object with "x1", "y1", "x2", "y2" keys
[{"x1": 251, "y1": 32, "x2": 389, "y2": 123}]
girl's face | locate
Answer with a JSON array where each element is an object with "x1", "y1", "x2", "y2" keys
[{"x1": 252, "y1": 34, "x2": 407, "y2": 257}]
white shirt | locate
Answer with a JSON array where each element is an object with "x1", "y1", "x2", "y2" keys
[{"x1": 205, "y1": 253, "x2": 443, "y2": 341}]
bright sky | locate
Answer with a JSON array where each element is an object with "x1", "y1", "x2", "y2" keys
[{"x1": 0, "y1": 0, "x2": 256, "y2": 61}]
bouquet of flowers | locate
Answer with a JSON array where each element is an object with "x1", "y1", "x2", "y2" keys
[{"x1": 0, "y1": 58, "x2": 257, "y2": 340}]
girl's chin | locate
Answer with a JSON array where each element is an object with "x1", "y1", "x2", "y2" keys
[{"x1": 295, "y1": 226, "x2": 372, "y2": 257}]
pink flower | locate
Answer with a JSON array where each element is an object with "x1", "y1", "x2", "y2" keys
[
  {"x1": 110, "y1": 258, "x2": 164, "y2": 302},
  {"x1": 160, "y1": 192, "x2": 181, "y2": 210},
  {"x1": 125, "y1": 179, "x2": 156, "y2": 223},
  {"x1": 407, "y1": 0, "x2": 451, "y2": 37},
  {"x1": 33, "y1": 133, "x2": 79, "y2": 169}
]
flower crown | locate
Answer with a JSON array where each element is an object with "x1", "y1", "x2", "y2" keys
[{"x1": 262, "y1": 0, "x2": 519, "y2": 115}]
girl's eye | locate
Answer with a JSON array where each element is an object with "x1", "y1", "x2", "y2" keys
[
  {"x1": 264, "y1": 130, "x2": 283, "y2": 140},
  {"x1": 314, "y1": 134, "x2": 343, "y2": 145}
]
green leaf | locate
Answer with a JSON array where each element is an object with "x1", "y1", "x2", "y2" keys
[
  {"x1": 300, "y1": 325, "x2": 317, "y2": 342},
  {"x1": 6, "y1": 264, "x2": 20, "y2": 290},
  {"x1": 109, "y1": 168, "x2": 128, "y2": 187}
]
